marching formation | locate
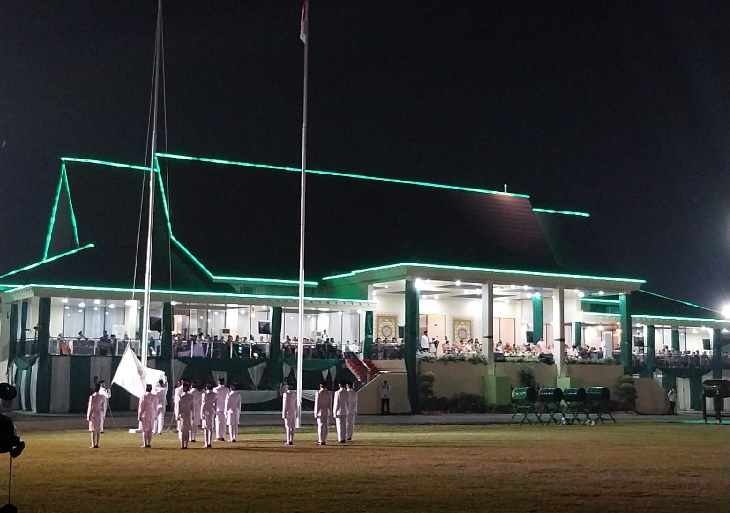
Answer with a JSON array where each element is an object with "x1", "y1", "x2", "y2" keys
[{"x1": 87, "y1": 376, "x2": 362, "y2": 449}]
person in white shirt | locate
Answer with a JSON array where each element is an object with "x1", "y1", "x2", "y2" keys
[
  {"x1": 225, "y1": 383, "x2": 242, "y2": 442},
  {"x1": 98, "y1": 380, "x2": 110, "y2": 433},
  {"x1": 153, "y1": 378, "x2": 167, "y2": 435},
  {"x1": 313, "y1": 381, "x2": 332, "y2": 445},
  {"x1": 138, "y1": 384, "x2": 159, "y2": 449},
  {"x1": 213, "y1": 378, "x2": 229, "y2": 441},
  {"x1": 420, "y1": 331, "x2": 430, "y2": 352},
  {"x1": 378, "y1": 380, "x2": 391, "y2": 415},
  {"x1": 173, "y1": 379, "x2": 184, "y2": 409},
  {"x1": 190, "y1": 380, "x2": 202, "y2": 442},
  {"x1": 200, "y1": 382, "x2": 217, "y2": 448},
  {"x1": 345, "y1": 382, "x2": 358, "y2": 441},
  {"x1": 87, "y1": 384, "x2": 104, "y2": 449},
  {"x1": 281, "y1": 384, "x2": 298, "y2": 445},
  {"x1": 175, "y1": 382, "x2": 194, "y2": 449},
  {"x1": 333, "y1": 382, "x2": 349, "y2": 443}
]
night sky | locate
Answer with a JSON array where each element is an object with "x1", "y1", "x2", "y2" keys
[{"x1": 1, "y1": 1, "x2": 728, "y2": 308}]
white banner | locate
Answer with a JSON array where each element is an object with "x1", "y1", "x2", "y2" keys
[
  {"x1": 321, "y1": 368, "x2": 329, "y2": 380},
  {"x1": 330, "y1": 365, "x2": 337, "y2": 381},
  {"x1": 172, "y1": 359, "x2": 188, "y2": 385},
  {"x1": 112, "y1": 346, "x2": 165, "y2": 398},
  {"x1": 282, "y1": 362, "x2": 292, "y2": 381},
  {"x1": 248, "y1": 362, "x2": 267, "y2": 389}
]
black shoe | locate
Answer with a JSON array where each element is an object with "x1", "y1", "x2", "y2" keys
[
  {"x1": 339, "y1": 440, "x2": 346, "y2": 443},
  {"x1": 347, "y1": 438, "x2": 352, "y2": 441}
]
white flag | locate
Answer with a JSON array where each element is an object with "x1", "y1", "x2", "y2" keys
[
  {"x1": 300, "y1": 0, "x2": 308, "y2": 44},
  {"x1": 112, "y1": 346, "x2": 165, "y2": 398}
]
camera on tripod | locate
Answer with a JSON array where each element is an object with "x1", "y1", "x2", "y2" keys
[{"x1": 0, "y1": 383, "x2": 24, "y2": 458}]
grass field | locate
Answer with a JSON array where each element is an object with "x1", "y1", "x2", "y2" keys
[{"x1": 5, "y1": 423, "x2": 729, "y2": 512}]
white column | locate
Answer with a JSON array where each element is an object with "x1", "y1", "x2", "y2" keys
[
  {"x1": 482, "y1": 283, "x2": 494, "y2": 365},
  {"x1": 553, "y1": 286, "x2": 565, "y2": 376}
]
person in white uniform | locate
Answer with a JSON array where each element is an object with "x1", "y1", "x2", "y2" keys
[
  {"x1": 345, "y1": 382, "x2": 358, "y2": 441},
  {"x1": 333, "y1": 382, "x2": 349, "y2": 443},
  {"x1": 213, "y1": 378, "x2": 229, "y2": 441},
  {"x1": 190, "y1": 380, "x2": 202, "y2": 442},
  {"x1": 200, "y1": 382, "x2": 217, "y2": 448},
  {"x1": 87, "y1": 384, "x2": 104, "y2": 448},
  {"x1": 138, "y1": 384, "x2": 159, "y2": 448},
  {"x1": 98, "y1": 380, "x2": 110, "y2": 433},
  {"x1": 378, "y1": 380, "x2": 391, "y2": 414},
  {"x1": 153, "y1": 378, "x2": 167, "y2": 435},
  {"x1": 175, "y1": 382, "x2": 194, "y2": 449},
  {"x1": 420, "y1": 330, "x2": 430, "y2": 352},
  {"x1": 225, "y1": 383, "x2": 242, "y2": 442},
  {"x1": 313, "y1": 381, "x2": 332, "y2": 445},
  {"x1": 281, "y1": 384, "x2": 297, "y2": 445}
]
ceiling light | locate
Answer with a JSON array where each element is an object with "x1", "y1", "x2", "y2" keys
[
  {"x1": 78, "y1": 309, "x2": 82, "y2": 313},
  {"x1": 434, "y1": 295, "x2": 439, "y2": 300},
  {"x1": 78, "y1": 302, "x2": 86, "y2": 308},
  {"x1": 105, "y1": 312, "x2": 109, "y2": 315},
  {"x1": 511, "y1": 284, "x2": 516, "y2": 289},
  {"x1": 61, "y1": 298, "x2": 68, "y2": 303},
  {"x1": 533, "y1": 292, "x2": 541, "y2": 298},
  {"x1": 171, "y1": 301, "x2": 178, "y2": 306},
  {"x1": 93, "y1": 307, "x2": 98, "y2": 311},
  {"x1": 108, "y1": 304, "x2": 115, "y2": 309},
  {"x1": 338, "y1": 311, "x2": 343, "y2": 316},
  {"x1": 578, "y1": 291, "x2": 585, "y2": 298},
  {"x1": 415, "y1": 278, "x2": 423, "y2": 290},
  {"x1": 124, "y1": 300, "x2": 136, "y2": 306},
  {"x1": 384, "y1": 284, "x2": 388, "y2": 289},
  {"x1": 213, "y1": 311, "x2": 219, "y2": 316},
  {"x1": 598, "y1": 291, "x2": 605, "y2": 296},
  {"x1": 64, "y1": 306, "x2": 69, "y2": 310},
  {"x1": 356, "y1": 309, "x2": 363, "y2": 314},
  {"x1": 692, "y1": 328, "x2": 698, "y2": 334},
  {"x1": 522, "y1": 285, "x2": 528, "y2": 290},
  {"x1": 93, "y1": 299, "x2": 100, "y2": 305},
  {"x1": 455, "y1": 280, "x2": 461, "y2": 287}
]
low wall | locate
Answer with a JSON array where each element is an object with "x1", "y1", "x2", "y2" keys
[{"x1": 357, "y1": 373, "x2": 411, "y2": 415}]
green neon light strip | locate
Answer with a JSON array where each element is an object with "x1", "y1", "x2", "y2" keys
[
  {"x1": 581, "y1": 298, "x2": 620, "y2": 304},
  {"x1": 642, "y1": 290, "x2": 718, "y2": 314},
  {"x1": 61, "y1": 157, "x2": 150, "y2": 172},
  {"x1": 533, "y1": 208, "x2": 590, "y2": 218},
  {"x1": 0, "y1": 283, "x2": 367, "y2": 303},
  {"x1": 632, "y1": 314, "x2": 727, "y2": 324},
  {"x1": 0, "y1": 244, "x2": 95, "y2": 279},
  {"x1": 43, "y1": 164, "x2": 66, "y2": 260},
  {"x1": 62, "y1": 164, "x2": 80, "y2": 247},
  {"x1": 156, "y1": 153, "x2": 529, "y2": 198},
  {"x1": 322, "y1": 262, "x2": 646, "y2": 284},
  {"x1": 61, "y1": 157, "x2": 315, "y2": 287}
]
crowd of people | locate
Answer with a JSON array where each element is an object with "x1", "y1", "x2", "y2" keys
[{"x1": 86, "y1": 376, "x2": 376, "y2": 449}]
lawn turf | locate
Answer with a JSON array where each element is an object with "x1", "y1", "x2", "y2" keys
[{"x1": 6, "y1": 423, "x2": 729, "y2": 512}]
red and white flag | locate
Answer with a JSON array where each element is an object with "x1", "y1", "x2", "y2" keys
[{"x1": 300, "y1": 0, "x2": 308, "y2": 44}]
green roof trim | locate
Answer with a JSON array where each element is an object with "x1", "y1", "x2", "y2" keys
[
  {"x1": 533, "y1": 208, "x2": 590, "y2": 218},
  {"x1": 632, "y1": 314, "x2": 728, "y2": 324},
  {"x1": 0, "y1": 283, "x2": 366, "y2": 303},
  {"x1": 642, "y1": 290, "x2": 719, "y2": 314},
  {"x1": 322, "y1": 262, "x2": 646, "y2": 284},
  {"x1": 156, "y1": 152, "x2": 530, "y2": 198},
  {"x1": 0, "y1": 244, "x2": 95, "y2": 280},
  {"x1": 581, "y1": 298, "x2": 620, "y2": 304},
  {"x1": 60, "y1": 157, "x2": 150, "y2": 172}
]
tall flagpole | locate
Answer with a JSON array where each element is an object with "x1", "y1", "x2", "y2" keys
[
  {"x1": 141, "y1": 0, "x2": 163, "y2": 368},
  {"x1": 295, "y1": 0, "x2": 309, "y2": 429}
]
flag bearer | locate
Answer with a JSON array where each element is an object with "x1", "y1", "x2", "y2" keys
[
  {"x1": 282, "y1": 384, "x2": 297, "y2": 445},
  {"x1": 214, "y1": 378, "x2": 229, "y2": 441},
  {"x1": 314, "y1": 381, "x2": 332, "y2": 445},
  {"x1": 138, "y1": 384, "x2": 159, "y2": 448},
  {"x1": 333, "y1": 382, "x2": 349, "y2": 443},
  {"x1": 98, "y1": 380, "x2": 111, "y2": 433},
  {"x1": 345, "y1": 382, "x2": 358, "y2": 441},
  {"x1": 225, "y1": 383, "x2": 242, "y2": 442},
  {"x1": 175, "y1": 382, "x2": 194, "y2": 449},
  {"x1": 87, "y1": 384, "x2": 104, "y2": 448},
  {"x1": 201, "y1": 382, "x2": 217, "y2": 448}
]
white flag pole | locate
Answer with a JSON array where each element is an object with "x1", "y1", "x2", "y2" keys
[{"x1": 295, "y1": 0, "x2": 309, "y2": 429}]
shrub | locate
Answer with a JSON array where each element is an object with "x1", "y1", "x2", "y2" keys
[
  {"x1": 518, "y1": 366, "x2": 538, "y2": 389},
  {"x1": 449, "y1": 393, "x2": 487, "y2": 413},
  {"x1": 614, "y1": 374, "x2": 638, "y2": 411}
]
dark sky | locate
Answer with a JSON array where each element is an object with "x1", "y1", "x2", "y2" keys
[{"x1": 1, "y1": 1, "x2": 728, "y2": 309}]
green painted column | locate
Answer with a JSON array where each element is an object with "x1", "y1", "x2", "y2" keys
[
  {"x1": 362, "y1": 311, "x2": 374, "y2": 359},
  {"x1": 404, "y1": 278, "x2": 420, "y2": 414},
  {"x1": 619, "y1": 293, "x2": 632, "y2": 371},
  {"x1": 268, "y1": 307, "x2": 283, "y2": 386},
  {"x1": 8, "y1": 303, "x2": 19, "y2": 364},
  {"x1": 712, "y1": 328, "x2": 722, "y2": 379},
  {"x1": 670, "y1": 329, "x2": 680, "y2": 351},
  {"x1": 642, "y1": 325, "x2": 656, "y2": 378},
  {"x1": 35, "y1": 297, "x2": 52, "y2": 413},
  {"x1": 532, "y1": 294, "x2": 543, "y2": 342},
  {"x1": 18, "y1": 301, "x2": 28, "y2": 357},
  {"x1": 157, "y1": 302, "x2": 173, "y2": 380},
  {"x1": 573, "y1": 321, "x2": 582, "y2": 348}
]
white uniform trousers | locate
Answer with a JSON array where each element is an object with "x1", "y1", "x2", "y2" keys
[
  {"x1": 215, "y1": 410, "x2": 226, "y2": 440},
  {"x1": 154, "y1": 407, "x2": 165, "y2": 434},
  {"x1": 316, "y1": 416, "x2": 329, "y2": 443},
  {"x1": 284, "y1": 418, "x2": 295, "y2": 444},
  {"x1": 346, "y1": 413, "x2": 356, "y2": 440},
  {"x1": 335, "y1": 415, "x2": 347, "y2": 442},
  {"x1": 100, "y1": 410, "x2": 106, "y2": 432},
  {"x1": 189, "y1": 410, "x2": 197, "y2": 441}
]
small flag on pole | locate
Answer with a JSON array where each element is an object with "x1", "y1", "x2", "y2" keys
[{"x1": 300, "y1": 0, "x2": 308, "y2": 44}]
